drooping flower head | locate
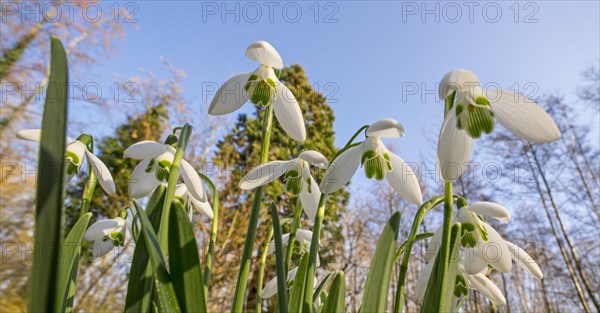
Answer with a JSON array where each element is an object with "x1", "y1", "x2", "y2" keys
[
  {"x1": 418, "y1": 200, "x2": 544, "y2": 306},
  {"x1": 124, "y1": 139, "x2": 207, "y2": 205},
  {"x1": 208, "y1": 41, "x2": 306, "y2": 142},
  {"x1": 320, "y1": 119, "x2": 422, "y2": 205},
  {"x1": 240, "y1": 150, "x2": 327, "y2": 221},
  {"x1": 83, "y1": 210, "x2": 128, "y2": 258},
  {"x1": 17, "y1": 129, "x2": 116, "y2": 195},
  {"x1": 437, "y1": 69, "x2": 561, "y2": 181}
]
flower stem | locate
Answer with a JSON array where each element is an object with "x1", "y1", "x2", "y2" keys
[
  {"x1": 256, "y1": 225, "x2": 274, "y2": 313},
  {"x1": 270, "y1": 203, "x2": 289, "y2": 313},
  {"x1": 231, "y1": 104, "x2": 274, "y2": 312},
  {"x1": 198, "y1": 172, "x2": 219, "y2": 296},
  {"x1": 79, "y1": 162, "x2": 97, "y2": 217},
  {"x1": 285, "y1": 197, "x2": 303, "y2": 271},
  {"x1": 393, "y1": 195, "x2": 445, "y2": 313},
  {"x1": 157, "y1": 124, "x2": 192, "y2": 253},
  {"x1": 303, "y1": 194, "x2": 327, "y2": 308},
  {"x1": 436, "y1": 181, "x2": 454, "y2": 312}
]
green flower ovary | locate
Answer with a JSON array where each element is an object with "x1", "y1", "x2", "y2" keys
[
  {"x1": 455, "y1": 96, "x2": 495, "y2": 138},
  {"x1": 460, "y1": 222, "x2": 477, "y2": 248},
  {"x1": 65, "y1": 151, "x2": 80, "y2": 175},
  {"x1": 245, "y1": 75, "x2": 277, "y2": 107},
  {"x1": 454, "y1": 275, "x2": 469, "y2": 298},
  {"x1": 155, "y1": 160, "x2": 171, "y2": 181},
  {"x1": 284, "y1": 170, "x2": 302, "y2": 195},
  {"x1": 361, "y1": 151, "x2": 391, "y2": 181}
]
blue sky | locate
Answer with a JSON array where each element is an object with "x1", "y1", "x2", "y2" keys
[{"x1": 88, "y1": 1, "x2": 599, "y2": 166}]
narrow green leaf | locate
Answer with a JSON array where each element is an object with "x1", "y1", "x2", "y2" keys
[
  {"x1": 312, "y1": 272, "x2": 333, "y2": 303},
  {"x1": 288, "y1": 253, "x2": 310, "y2": 313},
  {"x1": 125, "y1": 185, "x2": 166, "y2": 313},
  {"x1": 420, "y1": 223, "x2": 461, "y2": 313},
  {"x1": 360, "y1": 212, "x2": 401, "y2": 313},
  {"x1": 270, "y1": 202, "x2": 289, "y2": 313},
  {"x1": 55, "y1": 213, "x2": 92, "y2": 312},
  {"x1": 322, "y1": 271, "x2": 345, "y2": 313},
  {"x1": 134, "y1": 201, "x2": 181, "y2": 313},
  {"x1": 169, "y1": 202, "x2": 207, "y2": 313},
  {"x1": 28, "y1": 37, "x2": 69, "y2": 313}
]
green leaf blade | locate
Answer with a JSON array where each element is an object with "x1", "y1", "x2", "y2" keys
[
  {"x1": 288, "y1": 253, "x2": 310, "y2": 313},
  {"x1": 169, "y1": 202, "x2": 208, "y2": 313},
  {"x1": 361, "y1": 211, "x2": 401, "y2": 313},
  {"x1": 322, "y1": 271, "x2": 345, "y2": 313},
  {"x1": 28, "y1": 37, "x2": 69, "y2": 313}
]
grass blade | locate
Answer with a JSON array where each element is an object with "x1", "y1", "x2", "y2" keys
[
  {"x1": 54, "y1": 213, "x2": 92, "y2": 312},
  {"x1": 134, "y1": 201, "x2": 181, "y2": 313},
  {"x1": 360, "y1": 211, "x2": 401, "y2": 312},
  {"x1": 169, "y1": 202, "x2": 207, "y2": 313},
  {"x1": 322, "y1": 271, "x2": 345, "y2": 313},
  {"x1": 420, "y1": 223, "x2": 461, "y2": 313},
  {"x1": 288, "y1": 253, "x2": 309, "y2": 313},
  {"x1": 125, "y1": 185, "x2": 166, "y2": 313},
  {"x1": 270, "y1": 202, "x2": 289, "y2": 313},
  {"x1": 28, "y1": 37, "x2": 69, "y2": 313}
]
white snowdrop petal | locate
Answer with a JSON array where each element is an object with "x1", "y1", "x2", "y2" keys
[
  {"x1": 386, "y1": 152, "x2": 423, "y2": 205},
  {"x1": 320, "y1": 144, "x2": 363, "y2": 194},
  {"x1": 298, "y1": 150, "x2": 328, "y2": 168},
  {"x1": 300, "y1": 173, "x2": 321, "y2": 222},
  {"x1": 246, "y1": 41, "x2": 284, "y2": 68},
  {"x1": 240, "y1": 160, "x2": 294, "y2": 190},
  {"x1": 273, "y1": 82, "x2": 306, "y2": 142},
  {"x1": 129, "y1": 159, "x2": 161, "y2": 199},
  {"x1": 66, "y1": 141, "x2": 87, "y2": 166},
  {"x1": 504, "y1": 240, "x2": 543, "y2": 280},
  {"x1": 181, "y1": 160, "x2": 206, "y2": 202},
  {"x1": 86, "y1": 150, "x2": 116, "y2": 195},
  {"x1": 90, "y1": 238, "x2": 116, "y2": 258},
  {"x1": 16, "y1": 129, "x2": 42, "y2": 142},
  {"x1": 416, "y1": 262, "x2": 435, "y2": 300},
  {"x1": 190, "y1": 195, "x2": 214, "y2": 220},
  {"x1": 84, "y1": 218, "x2": 124, "y2": 241},
  {"x1": 488, "y1": 89, "x2": 561, "y2": 143},
  {"x1": 468, "y1": 273, "x2": 507, "y2": 305},
  {"x1": 437, "y1": 109, "x2": 474, "y2": 181},
  {"x1": 124, "y1": 141, "x2": 167, "y2": 160},
  {"x1": 366, "y1": 118, "x2": 405, "y2": 138},
  {"x1": 479, "y1": 224, "x2": 512, "y2": 273},
  {"x1": 208, "y1": 73, "x2": 251, "y2": 115},
  {"x1": 439, "y1": 69, "x2": 480, "y2": 100},
  {"x1": 468, "y1": 202, "x2": 510, "y2": 223}
]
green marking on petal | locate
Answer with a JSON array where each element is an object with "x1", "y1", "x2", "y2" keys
[
  {"x1": 460, "y1": 222, "x2": 477, "y2": 248},
  {"x1": 454, "y1": 275, "x2": 469, "y2": 298},
  {"x1": 362, "y1": 150, "x2": 385, "y2": 181},
  {"x1": 155, "y1": 159, "x2": 171, "y2": 181},
  {"x1": 306, "y1": 177, "x2": 312, "y2": 194},
  {"x1": 65, "y1": 150, "x2": 80, "y2": 166},
  {"x1": 110, "y1": 231, "x2": 125, "y2": 246},
  {"x1": 478, "y1": 223, "x2": 489, "y2": 242},
  {"x1": 284, "y1": 170, "x2": 302, "y2": 195},
  {"x1": 248, "y1": 79, "x2": 276, "y2": 107},
  {"x1": 465, "y1": 104, "x2": 495, "y2": 138},
  {"x1": 145, "y1": 159, "x2": 156, "y2": 173}
]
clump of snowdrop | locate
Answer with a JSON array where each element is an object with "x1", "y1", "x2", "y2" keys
[
  {"x1": 320, "y1": 118, "x2": 422, "y2": 205},
  {"x1": 17, "y1": 129, "x2": 116, "y2": 194},
  {"x1": 208, "y1": 41, "x2": 306, "y2": 142},
  {"x1": 437, "y1": 69, "x2": 561, "y2": 181},
  {"x1": 240, "y1": 150, "x2": 327, "y2": 221}
]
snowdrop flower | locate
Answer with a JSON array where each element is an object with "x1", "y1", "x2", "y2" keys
[
  {"x1": 174, "y1": 183, "x2": 213, "y2": 220},
  {"x1": 319, "y1": 119, "x2": 422, "y2": 205},
  {"x1": 124, "y1": 140, "x2": 205, "y2": 201},
  {"x1": 416, "y1": 261, "x2": 508, "y2": 305},
  {"x1": 260, "y1": 266, "x2": 317, "y2": 299},
  {"x1": 417, "y1": 241, "x2": 543, "y2": 306},
  {"x1": 266, "y1": 229, "x2": 313, "y2": 255},
  {"x1": 426, "y1": 202, "x2": 513, "y2": 274},
  {"x1": 208, "y1": 41, "x2": 306, "y2": 142},
  {"x1": 437, "y1": 69, "x2": 561, "y2": 181},
  {"x1": 17, "y1": 129, "x2": 116, "y2": 195},
  {"x1": 83, "y1": 211, "x2": 127, "y2": 258},
  {"x1": 239, "y1": 150, "x2": 327, "y2": 221}
]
